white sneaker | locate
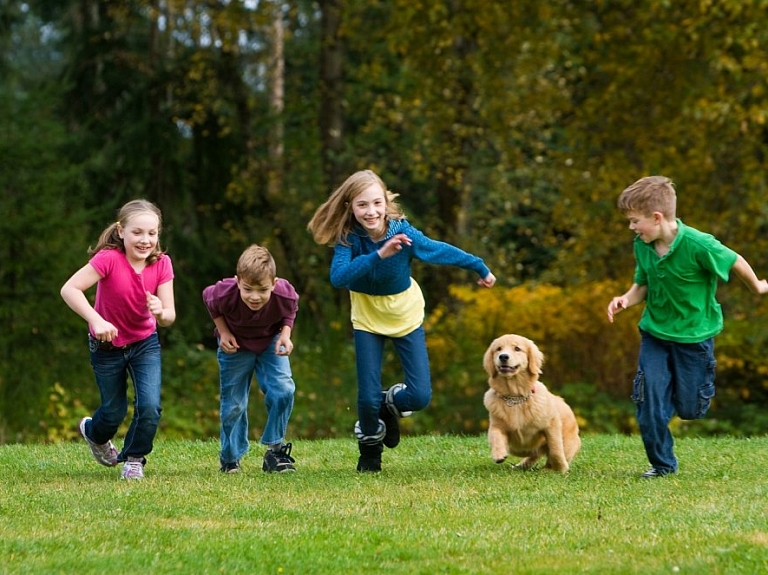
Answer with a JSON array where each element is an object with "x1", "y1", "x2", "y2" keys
[
  {"x1": 79, "y1": 417, "x2": 118, "y2": 467},
  {"x1": 121, "y1": 457, "x2": 145, "y2": 480}
]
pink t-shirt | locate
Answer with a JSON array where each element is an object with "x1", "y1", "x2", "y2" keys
[{"x1": 90, "y1": 248, "x2": 175, "y2": 346}]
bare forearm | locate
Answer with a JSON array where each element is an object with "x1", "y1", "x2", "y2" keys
[
  {"x1": 731, "y1": 255, "x2": 768, "y2": 294},
  {"x1": 156, "y1": 308, "x2": 176, "y2": 327},
  {"x1": 60, "y1": 286, "x2": 103, "y2": 326}
]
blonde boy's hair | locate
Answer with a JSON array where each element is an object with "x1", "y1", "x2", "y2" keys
[
  {"x1": 307, "y1": 169, "x2": 405, "y2": 246},
  {"x1": 617, "y1": 176, "x2": 677, "y2": 220},
  {"x1": 236, "y1": 245, "x2": 276, "y2": 284}
]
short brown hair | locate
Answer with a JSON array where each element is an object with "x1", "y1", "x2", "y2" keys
[
  {"x1": 617, "y1": 175, "x2": 677, "y2": 220},
  {"x1": 236, "y1": 245, "x2": 276, "y2": 284}
]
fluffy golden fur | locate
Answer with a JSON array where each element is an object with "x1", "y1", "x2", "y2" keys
[{"x1": 482, "y1": 334, "x2": 581, "y2": 472}]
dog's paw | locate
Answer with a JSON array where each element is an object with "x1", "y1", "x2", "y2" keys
[
  {"x1": 494, "y1": 456, "x2": 507, "y2": 464},
  {"x1": 544, "y1": 459, "x2": 570, "y2": 473}
]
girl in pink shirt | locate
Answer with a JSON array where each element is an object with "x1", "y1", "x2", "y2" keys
[{"x1": 61, "y1": 199, "x2": 175, "y2": 480}]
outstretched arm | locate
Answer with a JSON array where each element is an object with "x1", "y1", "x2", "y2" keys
[
  {"x1": 731, "y1": 255, "x2": 768, "y2": 295},
  {"x1": 607, "y1": 283, "x2": 647, "y2": 323}
]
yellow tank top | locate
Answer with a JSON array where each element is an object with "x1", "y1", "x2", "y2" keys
[{"x1": 350, "y1": 278, "x2": 425, "y2": 337}]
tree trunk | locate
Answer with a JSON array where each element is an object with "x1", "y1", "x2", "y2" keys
[
  {"x1": 267, "y1": 0, "x2": 285, "y2": 198},
  {"x1": 319, "y1": 0, "x2": 344, "y2": 190}
]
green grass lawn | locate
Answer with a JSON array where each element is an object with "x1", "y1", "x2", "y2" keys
[{"x1": 1, "y1": 434, "x2": 767, "y2": 574}]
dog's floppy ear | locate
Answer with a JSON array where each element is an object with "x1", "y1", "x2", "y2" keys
[
  {"x1": 527, "y1": 339, "x2": 544, "y2": 376},
  {"x1": 483, "y1": 339, "x2": 498, "y2": 377}
]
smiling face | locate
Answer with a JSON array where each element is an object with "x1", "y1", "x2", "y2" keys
[
  {"x1": 236, "y1": 276, "x2": 277, "y2": 311},
  {"x1": 484, "y1": 334, "x2": 544, "y2": 380},
  {"x1": 351, "y1": 182, "x2": 387, "y2": 240},
  {"x1": 493, "y1": 340, "x2": 528, "y2": 378},
  {"x1": 118, "y1": 211, "x2": 160, "y2": 265},
  {"x1": 625, "y1": 210, "x2": 662, "y2": 244}
]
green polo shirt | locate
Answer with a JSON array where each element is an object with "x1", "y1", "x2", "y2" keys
[{"x1": 633, "y1": 219, "x2": 737, "y2": 344}]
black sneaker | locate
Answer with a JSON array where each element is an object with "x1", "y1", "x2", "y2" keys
[
  {"x1": 263, "y1": 443, "x2": 296, "y2": 473},
  {"x1": 220, "y1": 461, "x2": 241, "y2": 474},
  {"x1": 640, "y1": 467, "x2": 670, "y2": 479},
  {"x1": 356, "y1": 441, "x2": 383, "y2": 473},
  {"x1": 379, "y1": 392, "x2": 400, "y2": 449}
]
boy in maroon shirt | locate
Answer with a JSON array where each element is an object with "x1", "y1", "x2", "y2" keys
[{"x1": 203, "y1": 245, "x2": 299, "y2": 473}]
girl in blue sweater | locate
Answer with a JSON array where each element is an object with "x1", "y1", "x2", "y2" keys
[{"x1": 308, "y1": 170, "x2": 496, "y2": 472}]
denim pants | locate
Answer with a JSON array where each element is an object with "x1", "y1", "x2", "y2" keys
[
  {"x1": 354, "y1": 326, "x2": 432, "y2": 437},
  {"x1": 632, "y1": 330, "x2": 716, "y2": 473},
  {"x1": 217, "y1": 334, "x2": 295, "y2": 465},
  {"x1": 87, "y1": 331, "x2": 162, "y2": 462}
]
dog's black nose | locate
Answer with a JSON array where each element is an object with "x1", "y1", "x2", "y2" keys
[{"x1": 498, "y1": 354, "x2": 509, "y2": 363}]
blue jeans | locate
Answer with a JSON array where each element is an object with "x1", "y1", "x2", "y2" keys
[
  {"x1": 217, "y1": 334, "x2": 295, "y2": 464},
  {"x1": 87, "y1": 332, "x2": 162, "y2": 462},
  {"x1": 632, "y1": 330, "x2": 716, "y2": 473},
  {"x1": 354, "y1": 326, "x2": 432, "y2": 437}
]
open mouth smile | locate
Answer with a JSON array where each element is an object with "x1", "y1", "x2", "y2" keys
[{"x1": 497, "y1": 364, "x2": 521, "y2": 375}]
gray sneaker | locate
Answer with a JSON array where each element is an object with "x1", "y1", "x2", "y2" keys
[
  {"x1": 121, "y1": 457, "x2": 145, "y2": 480},
  {"x1": 79, "y1": 417, "x2": 118, "y2": 467}
]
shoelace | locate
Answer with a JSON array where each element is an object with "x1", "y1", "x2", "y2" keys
[
  {"x1": 278, "y1": 442, "x2": 295, "y2": 463},
  {"x1": 271, "y1": 443, "x2": 295, "y2": 466}
]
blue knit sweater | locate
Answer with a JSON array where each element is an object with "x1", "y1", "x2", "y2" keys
[{"x1": 330, "y1": 219, "x2": 490, "y2": 296}]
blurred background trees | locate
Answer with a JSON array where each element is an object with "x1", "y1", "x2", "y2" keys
[{"x1": 2, "y1": 0, "x2": 767, "y2": 443}]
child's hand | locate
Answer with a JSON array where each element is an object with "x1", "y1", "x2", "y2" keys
[
  {"x1": 91, "y1": 319, "x2": 118, "y2": 342},
  {"x1": 477, "y1": 272, "x2": 496, "y2": 288},
  {"x1": 607, "y1": 297, "x2": 628, "y2": 323},
  {"x1": 219, "y1": 333, "x2": 239, "y2": 354},
  {"x1": 146, "y1": 291, "x2": 164, "y2": 319},
  {"x1": 377, "y1": 234, "x2": 412, "y2": 259},
  {"x1": 275, "y1": 335, "x2": 294, "y2": 356},
  {"x1": 755, "y1": 279, "x2": 768, "y2": 294}
]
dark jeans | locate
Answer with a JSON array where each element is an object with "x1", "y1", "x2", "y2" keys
[
  {"x1": 632, "y1": 330, "x2": 716, "y2": 473},
  {"x1": 87, "y1": 332, "x2": 162, "y2": 461},
  {"x1": 354, "y1": 326, "x2": 432, "y2": 437}
]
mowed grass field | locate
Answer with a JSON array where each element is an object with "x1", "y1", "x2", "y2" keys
[{"x1": 1, "y1": 434, "x2": 767, "y2": 574}]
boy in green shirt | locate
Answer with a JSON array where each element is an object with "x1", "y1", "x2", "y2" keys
[{"x1": 607, "y1": 175, "x2": 768, "y2": 478}]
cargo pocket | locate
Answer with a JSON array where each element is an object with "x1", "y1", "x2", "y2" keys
[
  {"x1": 695, "y1": 359, "x2": 717, "y2": 419},
  {"x1": 630, "y1": 370, "x2": 645, "y2": 405}
]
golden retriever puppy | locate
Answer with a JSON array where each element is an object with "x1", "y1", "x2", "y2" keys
[{"x1": 483, "y1": 334, "x2": 580, "y2": 472}]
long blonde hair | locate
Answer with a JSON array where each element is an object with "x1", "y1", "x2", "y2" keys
[
  {"x1": 89, "y1": 199, "x2": 165, "y2": 265},
  {"x1": 307, "y1": 170, "x2": 404, "y2": 246}
]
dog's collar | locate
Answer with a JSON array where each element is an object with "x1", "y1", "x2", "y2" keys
[{"x1": 498, "y1": 389, "x2": 535, "y2": 406}]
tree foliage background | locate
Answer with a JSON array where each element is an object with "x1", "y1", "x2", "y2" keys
[{"x1": 2, "y1": 0, "x2": 767, "y2": 443}]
